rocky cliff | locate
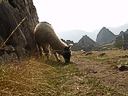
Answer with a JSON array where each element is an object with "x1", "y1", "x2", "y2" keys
[
  {"x1": 10, "y1": 0, "x2": 39, "y2": 50},
  {"x1": 96, "y1": 27, "x2": 116, "y2": 45},
  {"x1": 0, "y1": 0, "x2": 38, "y2": 64}
]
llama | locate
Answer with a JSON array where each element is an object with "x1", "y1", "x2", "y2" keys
[{"x1": 34, "y1": 22, "x2": 72, "y2": 62}]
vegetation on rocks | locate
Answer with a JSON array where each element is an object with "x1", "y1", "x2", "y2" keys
[{"x1": 114, "y1": 40, "x2": 123, "y2": 49}]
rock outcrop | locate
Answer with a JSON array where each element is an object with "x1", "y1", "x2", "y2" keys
[
  {"x1": 0, "y1": 0, "x2": 39, "y2": 64},
  {"x1": 13, "y1": 0, "x2": 39, "y2": 50},
  {"x1": 96, "y1": 27, "x2": 116, "y2": 45},
  {"x1": 0, "y1": 0, "x2": 27, "y2": 49},
  {"x1": 0, "y1": 36, "x2": 18, "y2": 65}
]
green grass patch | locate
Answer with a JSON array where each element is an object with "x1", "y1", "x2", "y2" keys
[{"x1": 82, "y1": 50, "x2": 128, "y2": 68}]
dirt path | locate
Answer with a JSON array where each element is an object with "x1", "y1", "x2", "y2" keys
[{"x1": 71, "y1": 52, "x2": 128, "y2": 95}]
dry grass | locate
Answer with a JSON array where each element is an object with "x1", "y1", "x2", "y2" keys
[{"x1": 0, "y1": 54, "x2": 125, "y2": 95}]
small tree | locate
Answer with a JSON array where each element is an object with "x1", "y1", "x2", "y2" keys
[{"x1": 114, "y1": 40, "x2": 123, "y2": 49}]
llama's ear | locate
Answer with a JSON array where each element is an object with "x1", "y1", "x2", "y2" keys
[
  {"x1": 68, "y1": 44, "x2": 73, "y2": 48},
  {"x1": 64, "y1": 44, "x2": 73, "y2": 51}
]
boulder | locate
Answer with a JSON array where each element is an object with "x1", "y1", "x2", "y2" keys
[
  {"x1": 99, "y1": 53, "x2": 106, "y2": 56},
  {"x1": 2, "y1": 51, "x2": 10, "y2": 64},
  {"x1": 9, "y1": 52, "x2": 18, "y2": 62},
  {"x1": 15, "y1": 46, "x2": 26, "y2": 59},
  {"x1": 0, "y1": 52, "x2": 18, "y2": 64},
  {"x1": 0, "y1": 36, "x2": 18, "y2": 64},
  {"x1": 118, "y1": 65, "x2": 128, "y2": 71},
  {"x1": 85, "y1": 52, "x2": 93, "y2": 56}
]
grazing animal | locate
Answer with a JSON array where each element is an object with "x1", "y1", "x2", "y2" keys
[{"x1": 34, "y1": 22, "x2": 72, "y2": 62}]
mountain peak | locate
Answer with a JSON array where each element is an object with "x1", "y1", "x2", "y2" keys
[
  {"x1": 119, "y1": 31, "x2": 124, "y2": 36},
  {"x1": 100, "y1": 27, "x2": 110, "y2": 32},
  {"x1": 96, "y1": 27, "x2": 116, "y2": 44},
  {"x1": 125, "y1": 29, "x2": 128, "y2": 34},
  {"x1": 78, "y1": 35, "x2": 96, "y2": 46},
  {"x1": 82, "y1": 35, "x2": 89, "y2": 38},
  {"x1": 102, "y1": 27, "x2": 107, "y2": 29}
]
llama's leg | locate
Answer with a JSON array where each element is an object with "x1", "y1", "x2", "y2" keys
[
  {"x1": 54, "y1": 52, "x2": 60, "y2": 61},
  {"x1": 42, "y1": 44, "x2": 50, "y2": 60},
  {"x1": 52, "y1": 50, "x2": 60, "y2": 61},
  {"x1": 37, "y1": 43, "x2": 43, "y2": 56}
]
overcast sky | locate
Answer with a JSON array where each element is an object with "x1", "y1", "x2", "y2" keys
[{"x1": 33, "y1": 0, "x2": 128, "y2": 32}]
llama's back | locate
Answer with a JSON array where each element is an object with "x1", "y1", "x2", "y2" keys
[{"x1": 34, "y1": 22, "x2": 65, "y2": 48}]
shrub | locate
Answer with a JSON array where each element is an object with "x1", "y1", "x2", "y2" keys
[{"x1": 114, "y1": 40, "x2": 123, "y2": 49}]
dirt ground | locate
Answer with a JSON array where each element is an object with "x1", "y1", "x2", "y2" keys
[{"x1": 71, "y1": 52, "x2": 128, "y2": 95}]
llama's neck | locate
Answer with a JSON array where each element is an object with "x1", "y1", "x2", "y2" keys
[{"x1": 50, "y1": 38, "x2": 67, "y2": 54}]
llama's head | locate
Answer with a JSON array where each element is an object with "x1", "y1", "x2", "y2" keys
[{"x1": 62, "y1": 44, "x2": 73, "y2": 62}]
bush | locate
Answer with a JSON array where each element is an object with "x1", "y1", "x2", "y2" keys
[{"x1": 114, "y1": 40, "x2": 123, "y2": 49}]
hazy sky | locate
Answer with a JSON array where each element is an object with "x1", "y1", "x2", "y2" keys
[{"x1": 33, "y1": 0, "x2": 128, "y2": 32}]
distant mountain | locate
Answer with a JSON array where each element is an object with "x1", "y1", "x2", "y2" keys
[
  {"x1": 118, "y1": 31, "x2": 125, "y2": 36},
  {"x1": 57, "y1": 23, "x2": 128, "y2": 43},
  {"x1": 108, "y1": 23, "x2": 128, "y2": 35},
  {"x1": 96, "y1": 27, "x2": 116, "y2": 45},
  {"x1": 62, "y1": 35, "x2": 98, "y2": 52},
  {"x1": 57, "y1": 29, "x2": 99, "y2": 43},
  {"x1": 78, "y1": 35, "x2": 98, "y2": 51},
  {"x1": 57, "y1": 30, "x2": 89, "y2": 43},
  {"x1": 78, "y1": 35, "x2": 97, "y2": 46},
  {"x1": 125, "y1": 29, "x2": 128, "y2": 34}
]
